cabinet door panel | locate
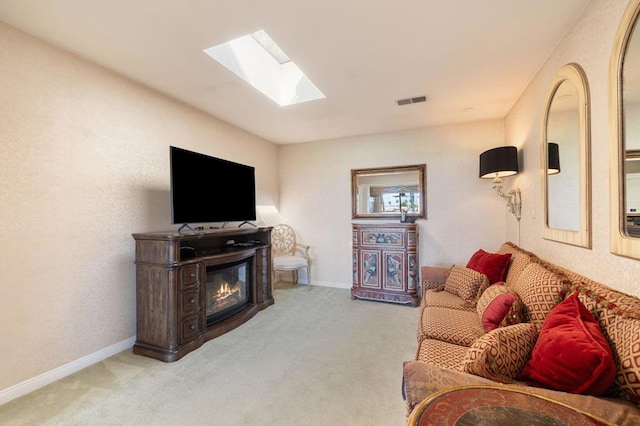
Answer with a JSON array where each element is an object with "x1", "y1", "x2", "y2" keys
[
  {"x1": 383, "y1": 251, "x2": 405, "y2": 290},
  {"x1": 360, "y1": 250, "x2": 381, "y2": 288},
  {"x1": 408, "y1": 253, "x2": 418, "y2": 290},
  {"x1": 352, "y1": 249, "x2": 359, "y2": 285}
]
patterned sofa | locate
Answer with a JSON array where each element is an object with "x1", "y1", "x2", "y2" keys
[{"x1": 403, "y1": 242, "x2": 640, "y2": 425}]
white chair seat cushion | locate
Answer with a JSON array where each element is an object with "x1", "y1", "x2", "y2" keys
[{"x1": 273, "y1": 255, "x2": 308, "y2": 270}]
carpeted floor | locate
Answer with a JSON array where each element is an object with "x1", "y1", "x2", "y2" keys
[{"x1": 0, "y1": 282, "x2": 419, "y2": 425}]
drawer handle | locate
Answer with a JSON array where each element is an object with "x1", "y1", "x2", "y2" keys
[
  {"x1": 189, "y1": 273, "x2": 196, "y2": 278},
  {"x1": 190, "y1": 299, "x2": 196, "y2": 304},
  {"x1": 190, "y1": 324, "x2": 196, "y2": 330}
]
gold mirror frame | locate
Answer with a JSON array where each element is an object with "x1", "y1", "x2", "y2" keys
[
  {"x1": 351, "y1": 164, "x2": 426, "y2": 220},
  {"x1": 610, "y1": 0, "x2": 640, "y2": 259},
  {"x1": 542, "y1": 63, "x2": 592, "y2": 248}
]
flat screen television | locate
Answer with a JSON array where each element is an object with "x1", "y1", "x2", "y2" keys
[{"x1": 170, "y1": 146, "x2": 256, "y2": 227}]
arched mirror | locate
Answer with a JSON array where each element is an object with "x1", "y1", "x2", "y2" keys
[
  {"x1": 610, "y1": 0, "x2": 640, "y2": 259},
  {"x1": 542, "y1": 63, "x2": 591, "y2": 248}
]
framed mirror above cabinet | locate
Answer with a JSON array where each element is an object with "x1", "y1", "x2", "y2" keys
[
  {"x1": 610, "y1": 0, "x2": 640, "y2": 259},
  {"x1": 542, "y1": 63, "x2": 591, "y2": 248},
  {"x1": 351, "y1": 164, "x2": 426, "y2": 220}
]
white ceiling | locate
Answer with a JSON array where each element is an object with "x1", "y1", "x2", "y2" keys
[{"x1": 0, "y1": 0, "x2": 590, "y2": 144}]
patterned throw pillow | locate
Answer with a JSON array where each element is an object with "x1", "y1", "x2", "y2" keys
[
  {"x1": 444, "y1": 265, "x2": 490, "y2": 304},
  {"x1": 608, "y1": 315, "x2": 640, "y2": 404},
  {"x1": 476, "y1": 283, "x2": 525, "y2": 332},
  {"x1": 497, "y1": 242, "x2": 539, "y2": 286},
  {"x1": 512, "y1": 262, "x2": 569, "y2": 329},
  {"x1": 460, "y1": 323, "x2": 538, "y2": 383}
]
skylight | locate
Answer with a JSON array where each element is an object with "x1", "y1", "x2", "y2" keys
[{"x1": 203, "y1": 30, "x2": 325, "y2": 107}]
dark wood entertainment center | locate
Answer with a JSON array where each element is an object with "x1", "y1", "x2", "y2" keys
[{"x1": 132, "y1": 226, "x2": 273, "y2": 362}]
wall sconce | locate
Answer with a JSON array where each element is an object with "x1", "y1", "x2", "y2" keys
[
  {"x1": 479, "y1": 146, "x2": 522, "y2": 222},
  {"x1": 547, "y1": 142, "x2": 561, "y2": 175}
]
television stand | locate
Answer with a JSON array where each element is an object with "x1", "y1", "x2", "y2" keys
[{"x1": 132, "y1": 226, "x2": 273, "y2": 362}]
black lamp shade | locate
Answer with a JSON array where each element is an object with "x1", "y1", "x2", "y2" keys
[
  {"x1": 479, "y1": 146, "x2": 519, "y2": 179},
  {"x1": 547, "y1": 142, "x2": 560, "y2": 175}
]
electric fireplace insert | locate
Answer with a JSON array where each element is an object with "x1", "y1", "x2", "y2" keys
[{"x1": 205, "y1": 258, "x2": 252, "y2": 326}]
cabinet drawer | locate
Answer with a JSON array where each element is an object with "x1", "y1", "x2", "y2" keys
[
  {"x1": 360, "y1": 230, "x2": 405, "y2": 247},
  {"x1": 181, "y1": 314, "x2": 202, "y2": 344},
  {"x1": 181, "y1": 264, "x2": 200, "y2": 288},
  {"x1": 181, "y1": 288, "x2": 200, "y2": 317}
]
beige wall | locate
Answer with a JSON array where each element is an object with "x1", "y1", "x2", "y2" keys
[
  {"x1": 506, "y1": 0, "x2": 640, "y2": 297},
  {"x1": 0, "y1": 22, "x2": 278, "y2": 392},
  {"x1": 278, "y1": 120, "x2": 510, "y2": 288},
  {"x1": 280, "y1": 0, "x2": 640, "y2": 299}
]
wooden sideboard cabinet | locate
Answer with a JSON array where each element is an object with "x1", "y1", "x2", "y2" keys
[
  {"x1": 351, "y1": 223, "x2": 420, "y2": 306},
  {"x1": 132, "y1": 226, "x2": 273, "y2": 362}
]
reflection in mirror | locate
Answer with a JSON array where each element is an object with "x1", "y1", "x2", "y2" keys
[
  {"x1": 351, "y1": 165, "x2": 426, "y2": 220},
  {"x1": 626, "y1": 151, "x2": 640, "y2": 237},
  {"x1": 611, "y1": 0, "x2": 640, "y2": 258},
  {"x1": 547, "y1": 80, "x2": 580, "y2": 231},
  {"x1": 542, "y1": 63, "x2": 591, "y2": 247},
  {"x1": 624, "y1": 14, "x2": 640, "y2": 238}
]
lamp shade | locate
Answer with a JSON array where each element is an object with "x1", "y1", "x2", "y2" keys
[
  {"x1": 479, "y1": 146, "x2": 519, "y2": 179},
  {"x1": 547, "y1": 142, "x2": 560, "y2": 175}
]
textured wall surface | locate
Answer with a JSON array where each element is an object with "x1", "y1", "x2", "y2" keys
[
  {"x1": 278, "y1": 120, "x2": 508, "y2": 288},
  {"x1": 0, "y1": 21, "x2": 278, "y2": 391},
  {"x1": 505, "y1": 0, "x2": 640, "y2": 297}
]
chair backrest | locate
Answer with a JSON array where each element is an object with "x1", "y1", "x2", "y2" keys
[{"x1": 271, "y1": 224, "x2": 297, "y2": 256}]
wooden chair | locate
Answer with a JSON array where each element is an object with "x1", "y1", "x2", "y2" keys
[{"x1": 271, "y1": 224, "x2": 311, "y2": 286}]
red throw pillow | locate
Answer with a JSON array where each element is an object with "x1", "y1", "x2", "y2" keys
[
  {"x1": 476, "y1": 283, "x2": 524, "y2": 332},
  {"x1": 466, "y1": 249, "x2": 512, "y2": 284},
  {"x1": 518, "y1": 292, "x2": 616, "y2": 396}
]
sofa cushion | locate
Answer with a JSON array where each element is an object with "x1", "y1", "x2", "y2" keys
[
  {"x1": 460, "y1": 323, "x2": 538, "y2": 383},
  {"x1": 497, "y1": 242, "x2": 539, "y2": 287},
  {"x1": 421, "y1": 289, "x2": 476, "y2": 312},
  {"x1": 512, "y1": 262, "x2": 569, "y2": 329},
  {"x1": 476, "y1": 283, "x2": 525, "y2": 332},
  {"x1": 415, "y1": 338, "x2": 468, "y2": 370},
  {"x1": 417, "y1": 306, "x2": 485, "y2": 347},
  {"x1": 443, "y1": 265, "x2": 490, "y2": 304},
  {"x1": 466, "y1": 249, "x2": 512, "y2": 284},
  {"x1": 518, "y1": 292, "x2": 616, "y2": 396}
]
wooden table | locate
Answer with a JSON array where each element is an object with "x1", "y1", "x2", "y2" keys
[{"x1": 408, "y1": 385, "x2": 613, "y2": 426}]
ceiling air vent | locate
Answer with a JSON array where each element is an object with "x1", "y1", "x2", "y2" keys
[{"x1": 396, "y1": 95, "x2": 427, "y2": 106}]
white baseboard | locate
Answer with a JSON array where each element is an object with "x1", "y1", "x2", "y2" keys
[
  {"x1": 309, "y1": 280, "x2": 351, "y2": 289},
  {"x1": 274, "y1": 278, "x2": 351, "y2": 289},
  {"x1": 0, "y1": 336, "x2": 135, "y2": 406}
]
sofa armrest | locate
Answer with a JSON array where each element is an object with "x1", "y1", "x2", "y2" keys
[
  {"x1": 403, "y1": 361, "x2": 496, "y2": 413},
  {"x1": 420, "y1": 266, "x2": 450, "y2": 290},
  {"x1": 402, "y1": 361, "x2": 640, "y2": 425}
]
